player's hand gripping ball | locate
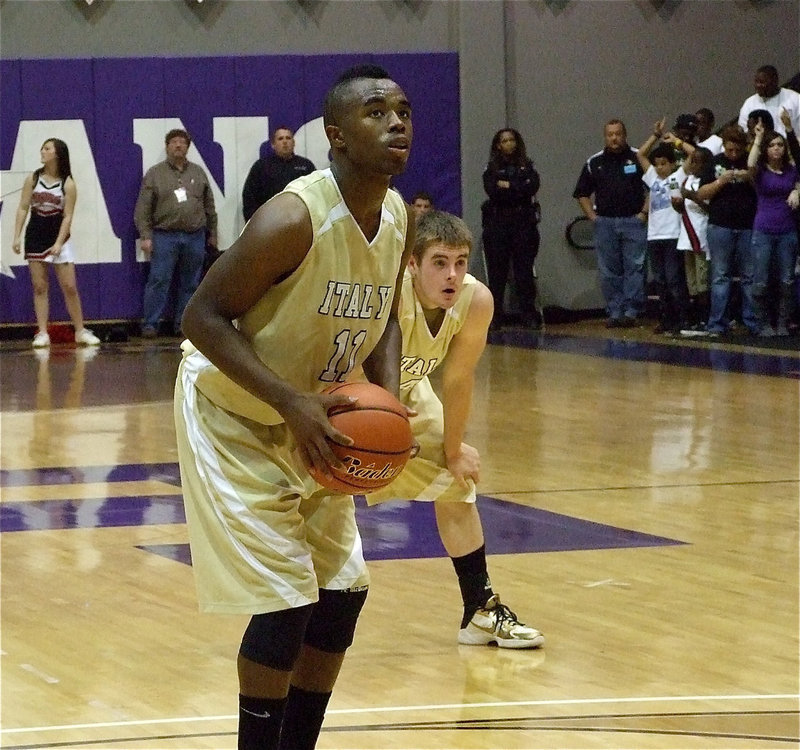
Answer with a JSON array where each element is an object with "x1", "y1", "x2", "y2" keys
[{"x1": 308, "y1": 382, "x2": 413, "y2": 494}]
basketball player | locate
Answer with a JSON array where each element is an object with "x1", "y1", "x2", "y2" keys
[
  {"x1": 173, "y1": 64, "x2": 414, "y2": 750},
  {"x1": 368, "y1": 210, "x2": 544, "y2": 648}
]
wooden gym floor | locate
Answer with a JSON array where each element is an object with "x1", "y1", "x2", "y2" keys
[{"x1": 1, "y1": 319, "x2": 798, "y2": 749}]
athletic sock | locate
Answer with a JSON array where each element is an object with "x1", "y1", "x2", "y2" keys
[
  {"x1": 451, "y1": 544, "x2": 494, "y2": 628},
  {"x1": 278, "y1": 685, "x2": 332, "y2": 750},
  {"x1": 238, "y1": 694, "x2": 287, "y2": 750}
]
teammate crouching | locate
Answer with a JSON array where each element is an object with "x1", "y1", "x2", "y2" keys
[{"x1": 368, "y1": 210, "x2": 544, "y2": 649}]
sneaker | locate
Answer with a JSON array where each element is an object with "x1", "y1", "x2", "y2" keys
[
  {"x1": 684, "y1": 325, "x2": 723, "y2": 338},
  {"x1": 458, "y1": 594, "x2": 544, "y2": 649},
  {"x1": 758, "y1": 325, "x2": 777, "y2": 338},
  {"x1": 32, "y1": 331, "x2": 50, "y2": 348},
  {"x1": 75, "y1": 328, "x2": 100, "y2": 346},
  {"x1": 775, "y1": 324, "x2": 790, "y2": 337},
  {"x1": 141, "y1": 326, "x2": 158, "y2": 339}
]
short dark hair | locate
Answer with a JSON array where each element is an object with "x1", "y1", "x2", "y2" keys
[
  {"x1": 649, "y1": 143, "x2": 677, "y2": 164},
  {"x1": 695, "y1": 108, "x2": 715, "y2": 125},
  {"x1": 719, "y1": 124, "x2": 747, "y2": 148},
  {"x1": 165, "y1": 128, "x2": 191, "y2": 146},
  {"x1": 323, "y1": 64, "x2": 392, "y2": 127},
  {"x1": 673, "y1": 114, "x2": 698, "y2": 133},
  {"x1": 412, "y1": 191, "x2": 433, "y2": 204},
  {"x1": 606, "y1": 119, "x2": 627, "y2": 137},
  {"x1": 756, "y1": 64, "x2": 779, "y2": 81},
  {"x1": 747, "y1": 108, "x2": 775, "y2": 132},
  {"x1": 271, "y1": 126, "x2": 294, "y2": 140},
  {"x1": 412, "y1": 210, "x2": 472, "y2": 262},
  {"x1": 691, "y1": 146, "x2": 713, "y2": 170}
]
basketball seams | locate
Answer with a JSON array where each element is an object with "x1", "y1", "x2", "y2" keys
[
  {"x1": 325, "y1": 438, "x2": 413, "y2": 457},
  {"x1": 328, "y1": 404, "x2": 406, "y2": 418},
  {"x1": 327, "y1": 409, "x2": 413, "y2": 453}
]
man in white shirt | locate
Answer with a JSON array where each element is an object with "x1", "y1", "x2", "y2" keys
[
  {"x1": 695, "y1": 108, "x2": 723, "y2": 155},
  {"x1": 738, "y1": 65, "x2": 800, "y2": 137}
]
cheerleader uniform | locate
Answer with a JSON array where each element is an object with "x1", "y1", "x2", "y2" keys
[{"x1": 24, "y1": 174, "x2": 74, "y2": 264}]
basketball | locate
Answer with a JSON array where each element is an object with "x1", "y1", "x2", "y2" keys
[{"x1": 308, "y1": 382, "x2": 414, "y2": 495}]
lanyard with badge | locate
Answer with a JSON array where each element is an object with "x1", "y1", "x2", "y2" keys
[{"x1": 174, "y1": 178, "x2": 188, "y2": 203}]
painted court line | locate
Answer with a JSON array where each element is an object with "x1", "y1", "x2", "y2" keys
[{"x1": 3, "y1": 693, "x2": 797, "y2": 735}]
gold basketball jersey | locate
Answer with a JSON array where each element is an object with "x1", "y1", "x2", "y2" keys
[
  {"x1": 184, "y1": 170, "x2": 409, "y2": 424},
  {"x1": 398, "y1": 270, "x2": 478, "y2": 394}
]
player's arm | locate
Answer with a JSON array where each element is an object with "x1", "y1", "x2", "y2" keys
[
  {"x1": 440, "y1": 281, "x2": 494, "y2": 488},
  {"x1": 181, "y1": 193, "x2": 355, "y2": 475},
  {"x1": 362, "y1": 203, "x2": 416, "y2": 398}
]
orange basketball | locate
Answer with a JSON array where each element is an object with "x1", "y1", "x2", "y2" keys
[{"x1": 307, "y1": 382, "x2": 413, "y2": 495}]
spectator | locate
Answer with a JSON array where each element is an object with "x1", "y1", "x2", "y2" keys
[
  {"x1": 636, "y1": 119, "x2": 689, "y2": 334},
  {"x1": 780, "y1": 107, "x2": 800, "y2": 332},
  {"x1": 747, "y1": 119, "x2": 800, "y2": 336},
  {"x1": 411, "y1": 190, "x2": 434, "y2": 217},
  {"x1": 695, "y1": 125, "x2": 759, "y2": 337},
  {"x1": 368, "y1": 210, "x2": 543, "y2": 649},
  {"x1": 779, "y1": 107, "x2": 800, "y2": 165},
  {"x1": 573, "y1": 119, "x2": 648, "y2": 327},
  {"x1": 242, "y1": 126, "x2": 316, "y2": 222},
  {"x1": 134, "y1": 129, "x2": 217, "y2": 338},
  {"x1": 745, "y1": 109, "x2": 775, "y2": 145},
  {"x1": 669, "y1": 114, "x2": 698, "y2": 164},
  {"x1": 481, "y1": 128, "x2": 543, "y2": 329},
  {"x1": 11, "y1": 138, "x2": 100, "y2": 348},
  {"x1": 695, "y1": 108, "x2": 723, "y2": 156},
  {"x1": 672, "y1": 147, "x2": 715, "y2": 333},
  {"x1": 738, "y1": 65, "x2": 800, "y2": 137}
]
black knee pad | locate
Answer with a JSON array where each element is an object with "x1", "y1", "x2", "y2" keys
[
  {"x1": 239, "y1": 604, "x2": 314, "y2": 671},
  {"x1": 304, "y1": 587, "x2": 368, "y2": 654}
]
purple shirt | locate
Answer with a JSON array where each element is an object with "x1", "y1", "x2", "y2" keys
[{"x1": 753, "y1": 165, "x2": 799, "y2": 234}]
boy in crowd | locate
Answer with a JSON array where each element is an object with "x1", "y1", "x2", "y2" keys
[
  {"x1": 671, "y1": 147, "x2": 715, "y2": 334},
  {"x1": 637, "y1": 119, "x2": 689, "y2": 333}
]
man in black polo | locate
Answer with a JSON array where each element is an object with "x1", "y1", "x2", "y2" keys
[
  {"x1": 241, "y1": 126, "x2": 316, "y2": 222},
  {"x1": 573, "y1": 119, "x2": 648, "y2": 327}
]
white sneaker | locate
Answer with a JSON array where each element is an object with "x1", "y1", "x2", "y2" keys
[
  {"x1": 32, "y1": 331, "x2": 50, "y2": 348},
  {"x1": 75, "y1": 328, "x2": 100, "y2": 346},
  {"x1": 458, "y1": 594, "x2": 544, "y2": 649}
]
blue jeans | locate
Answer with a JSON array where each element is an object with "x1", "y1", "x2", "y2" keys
[
  {"x1": 750, "y1": 229, "x2": 799, "y2": 327},
  {"x1": 594, "y1": 216, "x2": 647, "y2": 319},
  {"x1": 142, "y1": 228, "x2": 206, "y2": 332},
  {"x1": 648, "y1": 238, "x2": 689, "y2": 327},
  {"x1": 706, "y1": 224, "x2": 758, "y2": 334}
]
